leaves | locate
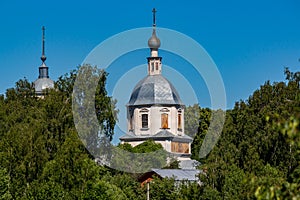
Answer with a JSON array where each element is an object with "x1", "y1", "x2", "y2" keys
[{"x1": 1, "y1": 67, "x2": 300, "y2": 199}]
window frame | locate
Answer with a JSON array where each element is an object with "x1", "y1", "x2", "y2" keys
[
  {"x1": 141, "y1": 113, "x2": 149, "y2": 129},
  {"x1": 161, "y1": 113, "x2": 169, "y2": 129}
]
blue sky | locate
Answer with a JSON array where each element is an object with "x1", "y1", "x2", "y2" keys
[{"x1": 0, "y1": 0, "x2": 300, "y2": 109}]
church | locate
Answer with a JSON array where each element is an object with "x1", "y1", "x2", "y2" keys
[
  {"x1": 32, "y1": 10, "x2": 194, "y2": 162},
  {"x1": 120, "y1": 9, "x2": 193, "y2": 161}
]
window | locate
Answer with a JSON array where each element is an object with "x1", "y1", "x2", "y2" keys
[
  {"x1": 142, "y1": 114, "x2": 148, "y2": 128},
  {"x1": 178, "y1": 113, "x2": 182, "y2": 129},
  {"x1": 161, "y1": 113, "x2": 168, "y2": 129},
  {"x1": 155, "y1": 62, "x2": 158, "y2": 70},
  {"x1": 171, "y1": 142, "x2": 189, "y2": 153},
  {"x1": 151, "y1": 63, "x2": 154, "y2": 72}
]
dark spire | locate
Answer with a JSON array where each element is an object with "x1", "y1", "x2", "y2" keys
[
  {"x1": 41, "y1": 26, "x2": 46, "y2": 63},
  {"x1": 38, "y1": 26, "x2": 49, "y2": 79},
  {"x1": 152, "y1": 8, "x2": 156, "y2": 27}
]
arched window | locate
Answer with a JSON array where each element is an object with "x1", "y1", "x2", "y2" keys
[
  {"x1": 142, "y1": 114, "x2": 148, "y2": 128},
  {"x1": 178, "y1": 113, "x2": 182, "y2": 129},
  {"x1": 161, "y1": 113, "x2": 168, "y2": 129}
]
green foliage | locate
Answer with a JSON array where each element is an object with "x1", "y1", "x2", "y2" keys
[
  {"x1": 255, "y1": 116, "x2": 300, "y2": 199},
  {"x1": 113, "y1": 140, "x2": 168, "y2": 173},
  {"x1": 0, "y1": 167, "x2": 12, "y2": 200},
  {"x1": 102, "y1": 173, "x2": 145, "y2": 199},
  {"x1": 192, "y1": 68, "x2": 300, "y2": 199},
  {"x1": 132, "y1": 140, "x2": 163, "y2": 153},
  {"x1": 1, "y1": 66, "x2": 300, "y2": 199},
  {"x1": 147, "y1": 176, "x2": 178, "y2": 200},
  {"x1": 72, "y1": 65, "x2": 117, "y2": 158},
  {"x1": 185, "y1": 104, "x2": 212, "y2": 161},
  {"x1": 118, "y1": 140, "x2": 163, "y2": 153},
  {"x1": 83, "y1": 180, "x2": 128, "y2": 200},
  {"x1": 0, "y1": 65, "x2": 118, "y2": 199}
]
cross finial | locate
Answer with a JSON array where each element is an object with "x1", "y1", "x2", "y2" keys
[
  {"x1": 41, "y1": 26, "x2": 46, "y2": 63},
  {"x1": 152, "y1": 8, "x2": 156, "y2": 27}
]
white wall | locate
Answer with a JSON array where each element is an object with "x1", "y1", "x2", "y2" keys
[{"x1": 128, "y1": 105, "x2": 185, "y2": 136}]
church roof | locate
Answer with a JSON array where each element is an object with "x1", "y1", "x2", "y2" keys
[
  {"x1": 128, "y1": 75, "x2": 183, "y2": 106},
  {"x1": 151, "y1": 168, "x2": 201, "y2": 182},
  {"x1": 153, "y1": 130, "x2": 175, "y2": 137},
  {"x1": 34, "y1": 77, "x2": 54, "y2": 94}
]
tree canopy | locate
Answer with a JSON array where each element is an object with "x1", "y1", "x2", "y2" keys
[{"x1": 0, "y1": 66, "x2": 299, "y2": 199}]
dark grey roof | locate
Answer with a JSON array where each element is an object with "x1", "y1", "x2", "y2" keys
[
  {"x1": 128, "y1": 75, "x2": 183, "y2": 106},
  {"x1": 119, "y1": 131, "x2": 137, "y2": 140},
  {"x1": 151, "y1": 168, "x2": 201, "y2": 181},
  {"x1": 153, "y1": 130, "x2": 175, "y2": 137},
  {"x1": 34, "y1": 77, "x2": 54, "y2": 94}
]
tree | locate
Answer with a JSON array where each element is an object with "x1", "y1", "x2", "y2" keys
[
  {"x1": 112, "y1": 140, "x2": 168, "y2": 173},
  {"x1": 0, "y1": 167, "x2": 12, "y2": 200},
  {"x1": 197, "y1": 69, "x2": 300, "y2": 199},
  {"x1": 0, "y1": 65, "x2": 118, "y2": 199}
]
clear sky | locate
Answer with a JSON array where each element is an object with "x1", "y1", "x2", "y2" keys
[{"x1": 0, "y1": 0, "x2": 299, "y2": 108}]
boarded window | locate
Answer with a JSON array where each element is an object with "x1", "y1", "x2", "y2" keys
[
  {"x1": 161, "y1": 113, "x2": 168, "y2": 129},
  {"x1": 142, "y1": 114, "x2": 148, "y2": 128},
  {"x1": 178, "y1": 113, "x2": 182, "y2": 129},
  {"x1": 171, "y1": 142, "x2": 189, "y2": 153}
]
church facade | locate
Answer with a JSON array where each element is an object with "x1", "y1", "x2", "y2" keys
[{"x1": 120, "y1": 9, "x2": 193, "y2": 160}]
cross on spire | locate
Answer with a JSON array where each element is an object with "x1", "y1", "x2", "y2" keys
[
  {"x1": 41, "y1": 26, "x2": 46, "y2": 63},
  {"x1": 152, "y1": 8, "x2": 156, "y2": 27}
]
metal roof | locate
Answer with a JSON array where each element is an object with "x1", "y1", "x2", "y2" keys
[
  {"x1": 128, "y1": 75, "x2": 183, "y2": 106},
  {"x1": 153, "y1": 130, "x2": 175, "y2": 137},
  {"x1": 34, "y1": 78, "x2": 54, "y2": 94},
  {"x1": 151, "y1": 169, "x2": 201, "y2": 181}
]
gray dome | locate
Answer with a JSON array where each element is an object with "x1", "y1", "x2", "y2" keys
[
  {"x1": 34, "y1": 78, "x2": 54, "y2": 94},
  {"x1": 128, "y1": 75, "x2": 183, "y2": 106},
  {"x1": 148, "y1": 30, "x2": 161, "y2": 49}
]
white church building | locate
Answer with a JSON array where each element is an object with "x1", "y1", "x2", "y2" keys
[{"x1": 120, "y1": 9, "x2": 193, "y2": 160}]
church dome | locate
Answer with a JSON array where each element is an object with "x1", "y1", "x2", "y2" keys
[
  {"x1": 34, "y1": 78, "x2": 54, "y2": 94},
  {"x1": 148, "y1": 30, "x2": 161, "y2": 49},
  {"x1": 128, "y1": 74, "x2": 183, "y2": 106}
]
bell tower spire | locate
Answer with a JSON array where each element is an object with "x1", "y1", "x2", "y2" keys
[
  {"x1": 147, "y1": 8, "x2": 162, "y2": 75},
  {"x1": 38, "y1": 26, "x2": 49, "y2": 78},
  {"x1": 41, "y1": 26, "x2": 46, "y2": 63},
  {"x1": 34, "y1": 26, "x2": 54, "y2": 96}
]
